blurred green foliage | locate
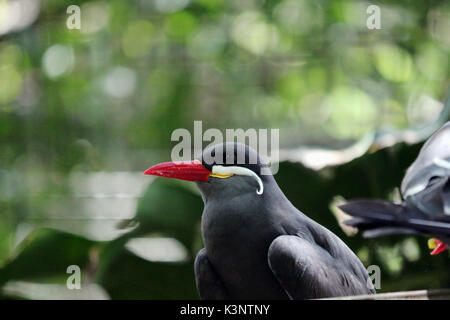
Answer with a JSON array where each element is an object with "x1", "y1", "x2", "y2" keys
[{"x1": 0, "y1": 0, "x2": 449, "y2": 299}]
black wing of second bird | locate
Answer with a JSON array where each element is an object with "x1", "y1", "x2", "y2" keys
[
  {"x1": 340, "y1": 176, "x2": 450, "y2": 247},
  {"x1": 340, "y1": 116, "x2": 450, "y2": 247}
]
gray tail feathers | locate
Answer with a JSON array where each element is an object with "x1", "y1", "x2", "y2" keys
[{"x1": 339, "y1": 200, "x2": 450, "y2": 239}]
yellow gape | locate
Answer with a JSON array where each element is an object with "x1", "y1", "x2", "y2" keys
[{"x1": 209, "y1": 173, "x2": 234, "y2": 179}]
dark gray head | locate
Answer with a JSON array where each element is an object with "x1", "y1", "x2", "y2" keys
[
  {"x1": 143, "y1": 142, "x2": 275, "y2": 202},
  {"x1": 195, "y1": 142, "x2": 274, "y2": 201}
]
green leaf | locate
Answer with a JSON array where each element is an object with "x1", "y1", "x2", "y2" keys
[
  {"x1": 0, "y1": 228, "x2": 96, "y2": 287},
  {"x1": 96, "y1": 249, "x2": 198, "y2": 299},
  {"x1": 119, "y1": 178, "x2": 204, "y2": 255}
]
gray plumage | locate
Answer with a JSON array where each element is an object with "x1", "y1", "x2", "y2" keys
[
  {"x1": 194, "y1": 142, "x2": 374, "y2": 299},
  {"x1": 341, "y1": 121, "x2": 450, "y2": 247}
]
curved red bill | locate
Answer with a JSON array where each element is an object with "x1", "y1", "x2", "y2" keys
[{"x1": 143, "y1": 160, "x2": 211, "y2": 182}]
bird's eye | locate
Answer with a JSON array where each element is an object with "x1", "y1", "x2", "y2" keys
[{"x1": 428, "y1": 176, "x2": 440, "y2": 186}]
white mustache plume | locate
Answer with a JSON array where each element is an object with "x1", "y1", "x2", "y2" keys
[{"x1": 212, "y1": 165, "x2": 264, "y2": 195}]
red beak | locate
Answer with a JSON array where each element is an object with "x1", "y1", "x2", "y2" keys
[
  {"x1": 143, "y1": 160, "x2": 211, "y2": 182},
  {"x1": 430, "y1": 240, "x2": 448, "y2": 256}
]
